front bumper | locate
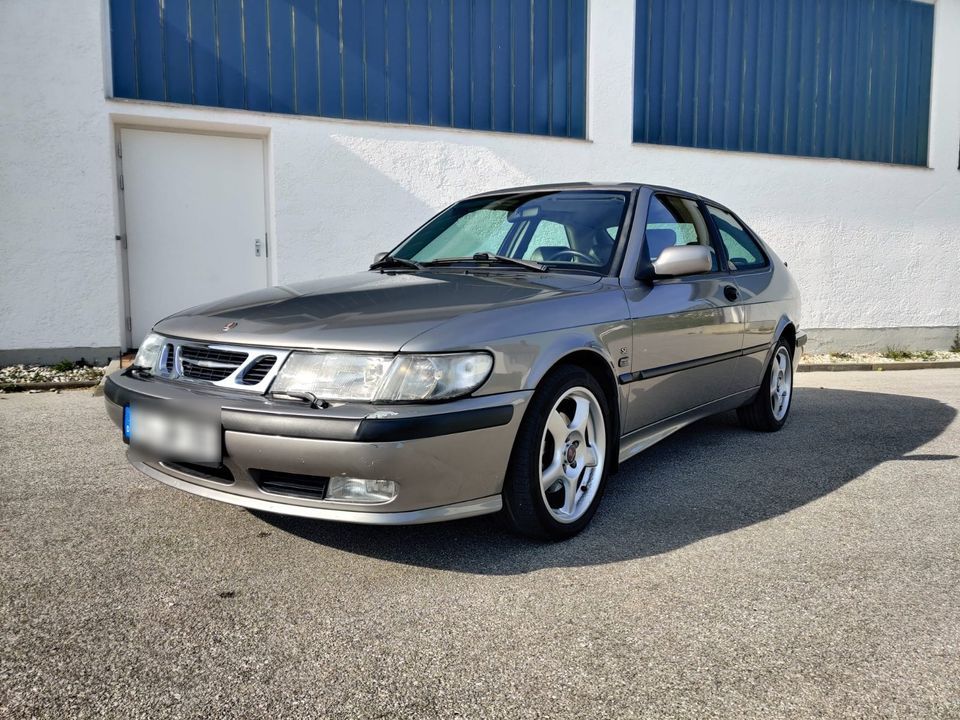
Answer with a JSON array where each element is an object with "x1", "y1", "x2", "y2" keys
[{"x1": 104, "y1": 371, "x2": 531, "y2": 524}]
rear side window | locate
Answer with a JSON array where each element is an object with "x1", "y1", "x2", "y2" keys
[
  {"x1": 706, "y1": 206, "x2": 768, "y2": 271},
  {"x1": 644, "y1": 195, "x2": 718, "y2": 271}
]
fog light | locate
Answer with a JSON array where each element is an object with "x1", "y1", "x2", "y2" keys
[{"x1": 326, "y1": 477, "x2": 397, "y2": 504}]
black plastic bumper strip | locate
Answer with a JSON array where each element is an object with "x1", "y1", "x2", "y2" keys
[
  {"x1": 618, "y1": 342, "x2": 774, "y2": 384},
  {"x1": 356, "y1": 405, "x2": 514, "y2": 442},
  {"x1": 222, "y1": 405, "x2": 514, "y2": 442}
]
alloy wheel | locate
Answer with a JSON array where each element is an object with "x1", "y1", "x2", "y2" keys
[
  {"x1": 538, "y1": 386, "x2": 606, "y2": 524},
  {"x1": 770, "y1": 346, "x2": 792, "y2": 421}
]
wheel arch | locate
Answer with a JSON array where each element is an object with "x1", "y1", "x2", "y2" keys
[
  {"x1": 525, "y1": 346, "x2": 622, "y2": 475},
  {"x1": 777, "y1": 320, "x2": 797, "y2": 354},
  {"x1": 748, "y1": 316, "x2": 799, "y2": 387}
]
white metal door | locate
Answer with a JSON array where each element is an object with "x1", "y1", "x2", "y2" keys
[{"x1": 119, "y1": 128, "x2": 268, "y2": 346}]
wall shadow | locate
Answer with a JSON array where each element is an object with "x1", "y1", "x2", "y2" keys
[{"x1": 254, "y1": 387, "x2": 955, "y2": 575}]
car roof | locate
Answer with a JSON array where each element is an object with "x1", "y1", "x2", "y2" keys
[{"x1": 465, "y1": 182, "x2": 725, "y2": 208}]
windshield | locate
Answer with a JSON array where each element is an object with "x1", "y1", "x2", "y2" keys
[{"x1": 390, "y1": 190, "x2": 630, "y2": 273}]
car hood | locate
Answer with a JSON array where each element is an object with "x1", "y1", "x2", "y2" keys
[{"x1": 153, "y1": 270, "x2": 603, "y2": 352}]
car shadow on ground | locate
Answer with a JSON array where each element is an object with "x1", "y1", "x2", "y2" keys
[{"x1": 254, "y1": 387, "x2": 956, "y2": 575}]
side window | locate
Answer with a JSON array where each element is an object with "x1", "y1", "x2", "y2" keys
[
  {"x1": 706, "y1": 206, "x2": 768, "y2": 271},
  {"x1": 644, "y1": 195, "x2": 718, "y2": 271},
  {"x1": 522, "y1": 220, "x2": 571, "y2": 260}
]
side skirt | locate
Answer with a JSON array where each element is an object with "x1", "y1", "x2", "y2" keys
[{"x1": 617, "y1": 387, "x2": 758, "y2": 464}]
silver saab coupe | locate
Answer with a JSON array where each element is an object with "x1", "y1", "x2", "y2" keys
[{"x1": 104, "y1": 183, "x2": 804, "y2": 539}]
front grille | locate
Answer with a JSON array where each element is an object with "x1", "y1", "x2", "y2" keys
[
  {"x1": 155, "y1": 339, "x2": 289, "y2": 392},
  {"x1": 179, "y1": 345, "x2": 248, "y2": 381},
  {"x1": 255, "y1": 470, "x2": 329, "y2": 500},
  {"x1": 240, "y1": 355, "x2": 277, "y2": 385}
]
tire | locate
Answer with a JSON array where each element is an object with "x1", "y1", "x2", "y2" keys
[
  {"x1": 737, "y1": 338, "x2": 794, "y2": 432},
  {"x1": 500, "y1": 365, "x2": 612, "y2": 540}
]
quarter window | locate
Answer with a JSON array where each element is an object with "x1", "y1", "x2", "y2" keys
[
  {"x1": 706, "y1": 206, "x2": 768, "y2": 271},
  {"x1": 644, "y1": 195, "x2": 718, "y2": 271}
]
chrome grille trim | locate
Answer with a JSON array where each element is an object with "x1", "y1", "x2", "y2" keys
[{"x1": 155, "y1": 339, "x2": 291, "y2": 394}]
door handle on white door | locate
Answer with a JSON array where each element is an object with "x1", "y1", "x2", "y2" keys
[{"x1": 254, "y1": 239, "x2": 262, "y2": 257}]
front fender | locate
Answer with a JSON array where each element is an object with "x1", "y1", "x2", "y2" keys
[{"x1": 475, "y1": 321, "x2": 631, "y2": 396}]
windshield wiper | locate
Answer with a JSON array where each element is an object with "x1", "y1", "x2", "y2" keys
[
  {"x1": 424, "y1": 253, "x2": 549, "y2": 272},
  {"x1": 369, "y1": 255, "x2": 423, "y2": 271}
]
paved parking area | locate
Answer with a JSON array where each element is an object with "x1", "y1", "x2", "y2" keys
[{"x1": 1, "y1": 370, "x2": 959, "y2": 719}]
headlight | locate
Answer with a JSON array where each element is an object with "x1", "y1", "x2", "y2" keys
[
  {"x1": 133, "y1": 333, "x2": 165, "y2": 370},
  {"x1": 271, "y1": 352, "x2": 493, "y2": 402}
]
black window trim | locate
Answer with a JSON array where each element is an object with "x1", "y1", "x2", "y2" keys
[{"x1": 637, "y1": 192, "x2": 725, "y2": 278}]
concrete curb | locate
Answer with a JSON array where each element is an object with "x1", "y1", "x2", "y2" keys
[
  {"x1": 0, "y1": 381, "x2": 100, "y2": 392},
  {"x1": 799, "y1": 360, "x2": 960, "y2": 372}
]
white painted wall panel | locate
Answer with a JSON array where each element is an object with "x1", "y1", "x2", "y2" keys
[
  {"x1": 1, "y1": 0, "x2": 958, "y2": 357},
  {"x1": 0, "y1": 1, "x2": 119, "y2": 353}
]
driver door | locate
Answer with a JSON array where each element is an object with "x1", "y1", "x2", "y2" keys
[{"x1": 621, "y1": 194, "x2": 745, "y2": 431}]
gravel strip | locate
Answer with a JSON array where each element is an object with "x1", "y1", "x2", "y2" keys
[
  {"x1": 804, "y1": 351, "x2": 960, "y2": 365},
  {"x1": 0, "y1": 364, "x2": 106, "y2": 385}
]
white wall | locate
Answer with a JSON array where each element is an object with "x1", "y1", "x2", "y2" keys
[
  {"x1": 1, "y1": 0, "x2": 958, "y2": 360},
  {"x1": 0, "y1": 1, "x2": 120, "y2": 359}
]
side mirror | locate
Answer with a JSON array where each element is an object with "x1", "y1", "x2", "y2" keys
[
  {"x1": 646, "y1": 244, "x2": 713, "y2": 279},
  {"x1": 373, "y1": 251, "x2": 389, "y2": 264}
]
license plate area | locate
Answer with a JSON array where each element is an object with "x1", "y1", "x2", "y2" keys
[{"x1": 124, "y1": 402, "x2": 221, "y2": 464}]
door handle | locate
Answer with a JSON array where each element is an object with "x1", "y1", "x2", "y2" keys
[
  {"x1": 254, "y1": 239, "x2": 262, "y2": 257},
  {"x1": 723, "y1": 284, "x2": 739, "y2": 301}
]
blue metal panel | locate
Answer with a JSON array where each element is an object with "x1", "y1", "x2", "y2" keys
[
  {"x1": 530, "y1": 0, "x2": 550, "y2": 135},
  {"x1": 428, "y1": 0, "x2": 452, "y2": 127},
  {"x1": 340, "y1": 0, "x2": 364, "y2": 119},
  {"x1": 217, "y1": 0, "x2": 246, "y2": 109},
  {"x1": 243, "y1": 2, "x2": 271, "y2": 111},
  {"x1": 471, "y1": 0, "x2": 493, "y2": 131},
  {"x1": 568, "y1": 0, "x2": 587, "y2": 138},
  {"x1": 133, "y1": 0, "x2": 164, "y2": 101},
  {"x1": 634, "y1": 0, "x2": 934, "y2": 165},
  {"x1": 385, "y1": 1, "x2": 408, "y2": 123},
  {"x1": 109, "y1": 0, "x2": 137, "y2": 98},
  {"x1": 317, "y1": 0, "x2": 342, "y2": 117},
  {"x1": 268, "y1": 0, "x2": 295, "y2": 113},
  {"x1": 548, "y1": 0, "x2": 568, "y2": 136},
  {"x1": 364, "y1": 0, "x2": 388, "y2": 122},
  {"x1": 163, "y1": 0, "x2": 192, "y2": 104},
  {"x1": 492, "y1": 0, "x2": 512, "y2": 133},
  {"x1": 451, "y1": 0, "x2": 472, "y2": 129},
  {"x1": 190, "y1": 0, "x2": 219, "y2": 106},
  {"x1": 109, "y1": 0, "x2": 587, "y2": 138},
  {"x1": 407, "y1": 0, "x2": 431, "y2": 126},
  {"x1": 293, "y1": 0, "x2": 320, "y2": 116}
]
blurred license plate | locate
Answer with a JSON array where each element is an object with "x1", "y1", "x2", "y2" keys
[{"x1": 124, "y1": 404, "x2": 220, "y2": 463}]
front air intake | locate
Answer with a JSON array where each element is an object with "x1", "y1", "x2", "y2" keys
[{"x1": 240, "y1": 355, "x2": 277, "y2": 385}]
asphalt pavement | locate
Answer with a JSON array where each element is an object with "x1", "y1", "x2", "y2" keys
[{"x1": 1, "y1": 370, "x2": 959, "y2": 719}]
